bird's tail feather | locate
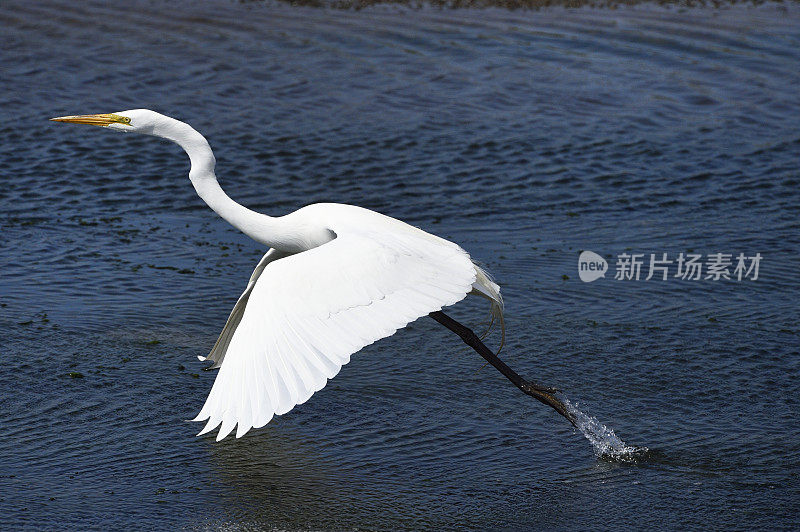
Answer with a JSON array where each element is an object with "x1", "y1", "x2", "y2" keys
[{"x1": 471, "y1": 262, "x2": 505, "y2": 354}]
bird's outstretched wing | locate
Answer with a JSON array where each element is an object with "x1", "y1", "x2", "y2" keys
[
  {"x1": 203, "y1": 248, "x2": 289, "y2": 369},
  {"x1": 193, "y1": 226, "x2": 477, "y2": 440}
]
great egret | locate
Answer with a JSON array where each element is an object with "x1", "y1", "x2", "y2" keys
[{"x1": 51, "y1": 109, "x2": 575, "y2": 441}]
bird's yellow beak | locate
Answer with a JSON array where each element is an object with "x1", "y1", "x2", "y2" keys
[{"x1": 50, "y1": 113, "x2": 131, "y2": 127}]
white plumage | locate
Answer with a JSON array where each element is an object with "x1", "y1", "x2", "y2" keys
[
  {"x1": 50, "y1": 109, "x2": 504, "y2": 441},
  {"x1": 195, "y1": 205, "x2": 489, "y2": 440}
]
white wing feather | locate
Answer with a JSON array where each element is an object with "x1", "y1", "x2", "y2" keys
[
  {"x1": 203, "y1": 248, "x2": 289, "y2": 369},
  {"x1": 193, "y1": 221, "x2": 477, "y2": 441}
]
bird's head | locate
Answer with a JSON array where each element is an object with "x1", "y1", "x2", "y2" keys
[{"x1": 50, "y1": 109, "x2": 166, "y2": 135}]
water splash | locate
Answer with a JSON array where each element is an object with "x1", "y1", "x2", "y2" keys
[{"x1": 562, "y1": 397, "x2": 647, "y2": 462}]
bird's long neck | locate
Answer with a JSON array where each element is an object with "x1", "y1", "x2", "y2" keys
[{"x1": 153, "y1": 117, "x2": 303, "y2": 252}]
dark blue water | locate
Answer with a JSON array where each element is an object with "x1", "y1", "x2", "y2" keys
[{"x1": 1, "y1": 0, "x2": 799, "y2": 529}]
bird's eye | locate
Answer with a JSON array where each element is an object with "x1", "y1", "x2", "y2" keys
[{"x1": 110, "y1": 114, "x2": 131, "y2": 125}]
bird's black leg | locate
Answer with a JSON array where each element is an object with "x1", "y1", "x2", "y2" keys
[{"x1": 429, "y1": 310, "x2": 577, "y2": 428}]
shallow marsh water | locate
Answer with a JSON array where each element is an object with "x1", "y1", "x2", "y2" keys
[{"x1": 1, "y1": 0, "x2": 799, "y2": 529}]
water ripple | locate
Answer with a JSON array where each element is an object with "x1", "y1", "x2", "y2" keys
[{"x1": 1, "y1": 0, "x2": 799, "y2": 530}]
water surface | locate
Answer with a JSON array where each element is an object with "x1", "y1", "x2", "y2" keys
[{"x1": 1, "y1": 1, "x2": 798, "y2": 529}]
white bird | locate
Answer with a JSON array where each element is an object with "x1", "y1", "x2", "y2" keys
[{"x1": 51, "y1": 109, "x2": 575, "y2": 442}]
